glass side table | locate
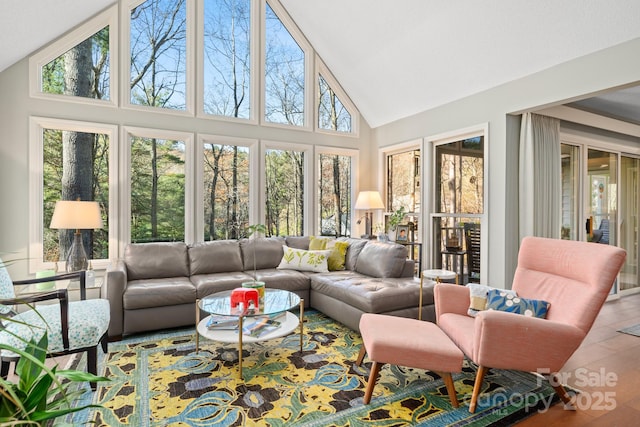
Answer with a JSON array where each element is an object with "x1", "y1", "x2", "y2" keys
[{"x1": 196, "y1": 288, "x2": 304, "y2": 380}]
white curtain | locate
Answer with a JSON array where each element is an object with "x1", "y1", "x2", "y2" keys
[{"x1": 519, "y1": 113, "x2": 561, "y2": 240}]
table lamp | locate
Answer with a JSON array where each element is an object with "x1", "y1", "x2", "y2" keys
[
  {"x1": 354, "y1": 191, "x2": 385, "y2": 239},
  {"x1": 50, "y1": 200, "x2": 103, "y2": 273}
]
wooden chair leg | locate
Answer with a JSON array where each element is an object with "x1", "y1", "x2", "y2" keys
[
  {"x1": 363, "y1": 361, "x2": 382, "y2": 404},
  {"x1": 436, "y1": 371, "x2": 459, "y2": 408},
  {"x1": 87, "y1": 347, "x2": 98, "y2": 391},
  {"x1": 469, "y1": 365, "x2": 488, "y2": 413},
  {"x1": 355, "y1": 345, "x2": 366, "y2": 366},
  {"x1": 549, "y1": 373, "x2": 574, "y2": 409}
]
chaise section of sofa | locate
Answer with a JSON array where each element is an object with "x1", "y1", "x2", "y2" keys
[{"x1": 103, "y1": 236, "x2": 435, "y2": 340}]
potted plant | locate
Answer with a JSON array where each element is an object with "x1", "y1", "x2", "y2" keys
[
  {"x1": 387, "y1": 206, "x2": 406, "y2": 241},
  {"x1": 0, "y1": 331, "x2": 108, "y2": 424},
  {"x1": 242, "y1": 224, "x2": 267, "y2": 306}
]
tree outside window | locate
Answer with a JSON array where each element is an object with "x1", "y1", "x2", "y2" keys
[
  {"x1": 265, "y1": 149, "x2": 304, "y2": 236},
  {"x1": 318, "y1": 153, "x2": 352, "y2": 236}
]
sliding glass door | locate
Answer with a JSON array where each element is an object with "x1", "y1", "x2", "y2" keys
[{"x1": 561, "y1": 141, "x2": 640, "y2": 294}]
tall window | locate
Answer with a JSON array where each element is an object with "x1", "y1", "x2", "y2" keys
[
  {"x1": 203, "y1": 142, "x2": 250, "y2": 240},
  {"x1": 387, "y1": 149, "x2": 421, "y2": 213},
  {"x1": 265, "y1": 148, "x2": 304, "y2": 235},
  {"x1": 436, "y1": 137, "x2": 484, "y2": 215},
  {"x1": 318, "y1": 152, "x2": 353, "y2": 236},
  {"x1": 129, "y1": 0, "x2": 187, "y2": 110},
  {"x1": 42, "y1": 128, "x2": 109, "y2": 264},
  {"x1": 318, "y1": 74, "x2": 351, "y2": 133},
  {"x1": 41, "y1": 27, "x2": 110, "y2": 100},
  {"x1": 203, "y1": 0, "x2": 252, "y2": 119},
  {"x1": 130, "y1": 136, "x2": 186, "y2": 242},
  {"x1": 264, "y1": 2, "x2": 305, "y2": 126}
]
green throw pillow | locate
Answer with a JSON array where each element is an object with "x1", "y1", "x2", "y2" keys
[
  {"x1": 326, "y1": 240, "x2": 349, "y2": 271},
  {"x1": 309, "y1": 236, "x2": 331, "y2": 250},
  {"x1": 486, "y1": 289, "x2": 550, "y2": 319},
  {"x1": 277, "y1": 245, "x2": 330, "y2": 273}
]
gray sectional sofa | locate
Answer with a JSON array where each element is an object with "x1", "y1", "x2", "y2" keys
[{"x1": 103, "y1": 236, "x2": 436, "y2": 340}]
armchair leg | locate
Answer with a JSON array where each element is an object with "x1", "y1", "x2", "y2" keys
[
  {"x1": 355, "y1": 345, "x2": 366, "y2": 366},
  {"x1": 549, "y1": 373, "x2": 574, "y2": 409},
  {"x1": 469, "y1": 365, "x2": 488, "y2": 413},
  {"x1": 1, "y1": 360, "x2": 9, "y2": 379},
  {"x1": 363, "y1": 361, "x2": 382, "y2": 404},
  {"x1": 87, "y1": 347, "x2": 98, "y2": 391},
  {"x1": 100, "y1": 333, "x2": 108, "y2": 353}
]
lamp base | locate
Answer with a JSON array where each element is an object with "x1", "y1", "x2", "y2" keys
[{"x1": 66, "y1": 231, "x2": 88, "y2": 273}]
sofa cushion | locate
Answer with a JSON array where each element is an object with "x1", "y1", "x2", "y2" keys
[
  {"x1": 191, "y1": 271, "x2": 255, "y2": 299},
  {"x1": 354, "y1": 242, "x2": 407, "y2": 278},
  {"x1": 285, "y1": 236, "x2": 310, "y2": 250},
  {"x1": 327, "y1": 240, "x2": 349, "y2": 271},
  {"x1": 277, "y1": 246, "x2": 330, "y2": 273},
  {"x1": 123, "y1": 277, "x2": 196, "y2": 310},
  {"x1": 337, "y1": 238, "x2": 368, "y2": 271},
  {"x1": 311, "y1": 272, "x2": 429, "y2": 313},
  {"x1": 125, "y1": 242, "x2": 189, "y2": 281},
  {"x1": 189, "y1": 240, "x2": 243, "y2": 275},
  {"x1": 240, "y1": 237, "x2": 286, "y2": 270},
  {"x1": 309, "y1": 236, "x2": 332, "y2": 250}
]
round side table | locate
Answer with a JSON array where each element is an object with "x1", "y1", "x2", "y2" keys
[{"x1": 419, "y1": 269, "x2": 458, "y2": 321}]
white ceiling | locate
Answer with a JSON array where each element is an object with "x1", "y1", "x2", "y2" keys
[{"x1": 2, "y1": 0, "x2": 640, "y2": 128}]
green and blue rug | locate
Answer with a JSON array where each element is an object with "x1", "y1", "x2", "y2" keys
[{"x1": 68, "y1": 311, "x2": 565, "y2": 426}]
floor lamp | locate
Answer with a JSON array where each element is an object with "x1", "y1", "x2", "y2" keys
[
  {"x1": 355, "y1": 191, "x2": 385, "y2": 239},
  {"x1": 50, "y1": 200, "x2": 103, "y2": 273}
]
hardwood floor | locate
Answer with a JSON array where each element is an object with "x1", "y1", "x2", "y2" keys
[{"x1": 517, "y1": 292, "x2": 640, "y2": 426}]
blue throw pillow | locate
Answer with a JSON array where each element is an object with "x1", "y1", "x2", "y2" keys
[{"x1": 486, "y1": 289, "x2": 550, "y2": 319}]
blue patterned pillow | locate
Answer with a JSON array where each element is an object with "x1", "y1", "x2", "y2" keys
[{"x1": 486, "y1": 289, "x2": 550, "y2": 319}]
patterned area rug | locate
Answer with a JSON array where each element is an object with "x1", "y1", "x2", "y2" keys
[
  {"x1": 618, "y1": 323, "x2": 640, "y2": 337},
  {"x1": 68, "y1": 311, "x2": 565, "y2": 426}
]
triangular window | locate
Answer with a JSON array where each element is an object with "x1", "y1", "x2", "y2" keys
[{"x1": 318, "y1": 74, "x2": 352, "y2": 133}]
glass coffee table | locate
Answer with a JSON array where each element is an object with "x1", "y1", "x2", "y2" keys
[{"x1": 195, "y1": 288, "x2": 304, "y2": 379}]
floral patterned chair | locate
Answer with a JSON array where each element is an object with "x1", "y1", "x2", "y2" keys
[{"x1": 0, "y1": 259, "x2": 110, "y2": 390}]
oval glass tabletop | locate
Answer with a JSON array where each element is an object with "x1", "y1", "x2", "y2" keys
[{"x1": 199, "y1": 288, "x2": 301, "y2": 317}]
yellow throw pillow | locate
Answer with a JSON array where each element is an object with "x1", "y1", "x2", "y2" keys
[
  {"x1": 309, "y1": 236, "x2": 331, "y2": 250},
  {"x1": 326, "y1": 240, "x2": 349, "y2": 271}
]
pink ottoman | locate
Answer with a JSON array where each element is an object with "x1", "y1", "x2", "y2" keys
[{"x1": 356, "y1": 313, "x2": 464, "y2": 407}]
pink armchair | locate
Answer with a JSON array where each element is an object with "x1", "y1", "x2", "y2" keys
[{"x1": 435, "y1": 236, "x2": 626, "y2": 413}]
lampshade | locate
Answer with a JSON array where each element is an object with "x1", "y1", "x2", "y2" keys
[
  {"x1": 354, "y1": 191, "x2": 385, "y2": 210},
  {"x1": 50, "y1": 200, "x2": 103, "y2": 230}
]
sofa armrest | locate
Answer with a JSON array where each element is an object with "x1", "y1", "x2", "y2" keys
[
  {"x1": 104, "y1": 260, "x2": 127, "y2": 340},
  {"x1": 434, "y1": 283, "x2": 470, "y2": 321},
  {"x1": 473, "y1": 310, "x2": 585, "y2": 372}
]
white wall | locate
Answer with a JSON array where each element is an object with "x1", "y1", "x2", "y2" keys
[{"x1": 372, "y1": 37, "x2": 640, "y2": 288}]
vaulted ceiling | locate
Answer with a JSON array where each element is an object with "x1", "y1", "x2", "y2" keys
[{"x1": 2, "y1": 0, "x2": 639, "y2": 128}]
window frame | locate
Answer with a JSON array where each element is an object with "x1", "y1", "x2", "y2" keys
[
  {"x1": 28, "y1": 117, "x2": 119, "y2": 274},
  {"x1": 314, "y1": 146, "x2": 359, "y2": 236},
  {"x1": 260, "y1": 0, "x2": 314, "y2": 131},
  {"x1": 29, "y1": 5, "x2": 119, "y2": 107},
  {"x1": 261, "y1": 140, "x2": 313, "y2": 236},
  {"x1": 195, "y1": 134, "x2": 259, "y2": 240},
  {"x1": 197, "y1": 0, "x2": 259, "y2": 123},
  {"x1": 315, "y1": 59, "x2": 359, "y2": 137},
  {"x1": 122, "y1": 0, "x2": 196, "y2": 116},
  {"x1": 122, "y1": 126, "x2": 195, "y2": 253}
]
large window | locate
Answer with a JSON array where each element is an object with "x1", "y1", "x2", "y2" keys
[
  {"x1": 317, "y1": 150, "x2": 355, "y2": 236},
  {"x1": 387, "y1": 149, "x2": 421, "y2": 213},
  {"x1": 130, "y1": 134, "x2": 187, "y2": 242},
  {"x1": 265, "y1": 147, "x2": 306, "y2": 236},
  {"x1": 202, "y1": 139, "x2": 251, "y2": 240},
  {"x1": 30, "y1": 118, "x2": 116, "y2": 272},
  {"x1": 203, "y1": 0, "x2": 252, "y2": 119},
  {"x1": 264, "y1": 2, "x2": 305, "y2": 126},
  {"x1": 129, "y1": 0, "x2": 188, "y2": 110},
  {"x1": 28, "y1": 1, "x2": 360, "y2": 267}
]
